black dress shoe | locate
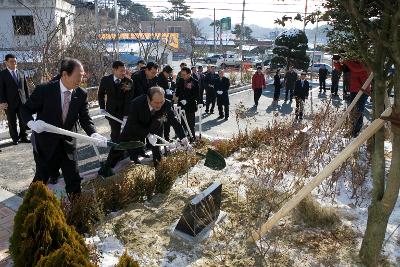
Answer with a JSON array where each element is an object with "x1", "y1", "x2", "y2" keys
[
  {"x1": 218, "y1": 115, "x2": 224, "y2": 119},
  {"x1": 19, "y1": 138, "x2": 30, "y2": 143},
  {"x1": 48, "y1": 176, "x2": 59, "y2": 185},
  {"x1": 12, "y1": 140, "x2": 18, "y2": 145},
  {"x1": 224, "y1": 117, "x2": 228, "y2": 121}
]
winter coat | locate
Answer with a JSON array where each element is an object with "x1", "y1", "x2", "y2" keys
[
  {"x1": 274, "y1": 73, "x2": 282, "y2": 89},
  {"x1": 215, "y1": 76, "x2": 230, "y2": 106},
  {"x1": 284, "y1": 71, "x2": 297, "y2": 89},
  {"x1": 319, "y1": 67, "x2": 328, "y2": 80},
  {"x1": 333, "y1": 60, "x2": 371, "y2": 93},
  {"x1": 176, "y1": 76, "x2": 200, "y2": 113},
  {"x1": 204, "y1": 71, "x2": 217, "y2": 96},
  {"x1": 252, "y1": 72, "x2": 266, "y2": 89},
  {"x1": 294, "y1": 79, "x2": 310, "y2": 99}
]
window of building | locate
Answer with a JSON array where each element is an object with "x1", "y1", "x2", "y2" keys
[
  {"x1": 12, "y1": 16, "x2": 35, "y2": 35},
  {"x1": 168, "y1": 26, "x2": 182, "y2": 34},
  {"x1": 60, "y1": 17, "x2": 66, "y2": 34}
]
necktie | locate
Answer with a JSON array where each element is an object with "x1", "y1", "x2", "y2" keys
[
  {"x1": 12, "y1": 70, "x2": 18, "y2": 84},
  {"x1": 62, "y1": 90, "x2": 71, "y2": 123},
  {"x1": 115, "y1": 79, "x2": 120, "y2": 85}
]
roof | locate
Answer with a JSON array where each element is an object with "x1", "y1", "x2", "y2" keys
[{"x1": 194, "y1": 40, "x2": 236, "y2": 46}]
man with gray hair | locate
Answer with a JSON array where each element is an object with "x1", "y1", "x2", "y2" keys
[{"x1": 99, "y1": 86, "x2": 189, "y2": 176}]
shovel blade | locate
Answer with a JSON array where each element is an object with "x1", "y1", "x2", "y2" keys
[{"x1": 203, "y1": 148, "x2": 226, "y2": 170}]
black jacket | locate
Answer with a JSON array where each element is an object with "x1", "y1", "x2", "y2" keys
[
  {"x1": 0, "y1": 68, "x2": 29, "y2": 109},
  {"x1": 98, "y1": 74, "x2": 134, "y2": 117},
  {"x1": 176, "y1": 77, "x2": 200, "y2": 113},
  {"x1": 215, "y1": 76, "x2": 230, "y2": 106},
  {"x1": 294, "y1": 80, "x2": 310, "y2": 99},
  {"x1": 319, "y1": 68, "x2": 328, "y2": 79},
  {"x1": 131, "y1": 69, "x2": 157, "y2": 98},
  {"x1": 21, "y1": 81, "x2": 96, "y2": 160},
  {"x1": 156, "y1": 72, "x2": 175, "y2": 100},
  {"x1": 204, "y1": 71, "x2": 217, "y2": 96},
  {"x1": 120, "y1": 95, "x2": 185, "y2": 141}
]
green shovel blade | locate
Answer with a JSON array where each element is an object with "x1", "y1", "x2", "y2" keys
[
  {"x1": 197, "y1": 148, "x2": 226, "y2": 170},
  {"x1": 107, "y1": 141, "x2": 145, "y2": 150}
]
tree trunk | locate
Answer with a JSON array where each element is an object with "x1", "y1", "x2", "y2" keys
[{"x1": 359, "y1": 61, "x2": 400, "y2": 266}]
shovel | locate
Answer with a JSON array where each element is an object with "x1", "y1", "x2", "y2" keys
[
  {"x1": 40, "y1": 122, "x2": 144, "y2": 150},
  {"x1": 153, "y1": 134, "x2": 226, "y2": 171}
]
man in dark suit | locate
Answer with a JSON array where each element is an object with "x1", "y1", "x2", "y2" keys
[
  {"x1": 176, "y1": 67, "x2": 200, "y2": 141},
  {"x1": 22, "y1": 58, "x2": 107, "y2": 196},
  {"x1": 0, "y1": 54, "x2": 30, "y2": 144},
  {"x1": 215, "y1": 69, "x2": 230, "y2": 120},
  {"x1": 194, "y1": 65, "x2": 205, "y2": 103},
  {"x1": 99, "y1": 87, "x2": 189, "y2": 176},
  {"x1": 204, "y1": 65, "x2": 217, "y2": 113},
  {"x1": 98, "y1": 61, "x2": 134, "y2": 142},
  {"x1": 156, "y1": 65, "x2": 175, "y2": 141},
  {"x1": 294, "y1": 73, "x2": 310, "y2": 120},
  {"x1": 319, "y1": 65, "x2": 328, "y2": 93},
  {"x1": 131, "y1": 62, "x2": 158, "y2": 98}
]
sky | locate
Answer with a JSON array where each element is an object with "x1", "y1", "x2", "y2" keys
[{"x1": 138, "y1": 0, "x2": 325, "y2": 29}]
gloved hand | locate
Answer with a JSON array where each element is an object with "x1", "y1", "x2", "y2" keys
[
  {"x1": 147, "y1": 134, "x2": 158, "y2": 146},
  {"x1": 120, "y1": 116, "x2": 128, "y2": 133},
  {"x1": 90, "y1": 133, "x2": 108, "y2": 147},
  {"x1": 180, "y1": 99, "x2": 187, "y2": 105},
  {"x1": 166, "y1": 89, "x2": 173, "y2": 95},
  {"x1": 27, "y1": 120, "x2": 47, "y2": 133},
  {"x1": 217, "y1": 91, "x2": 223, "y2": 95},
  {"x1": 100, "y1": 109, "x2": 106, "y2": 115},
  {"x1": 179, "y1": 137, "x2": 192, "y2": 151}
]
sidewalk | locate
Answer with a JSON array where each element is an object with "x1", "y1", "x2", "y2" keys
[{"x1": 0, "y1": 188, "x2": 22, "y2": 265}]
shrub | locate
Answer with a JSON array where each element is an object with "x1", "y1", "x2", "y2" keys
[
  {"x1": 61, "y1": 190, "x2": 104, "y2": 235},
  {"x1": 9, "y1": 182, "x2": 90, "y2": 267},
  {"x1": 155, "y1": 151, "x2": 200, "y2": 194},
  {"x1": 115, "y1": 251, "x2": 140, "y2": 267},
  {"x1": 292, "y1": 196, "x2": 341, "y2": 229},
  {"x1": 36, "y1": 243, "x2": 95, "y2": 267}
]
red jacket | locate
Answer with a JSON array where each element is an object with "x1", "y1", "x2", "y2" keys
[
  {"x1": 252, "y1": 72, "x2": 266, "y2": 89},
  {"x1": 334, "y1": 60, "x2": 371, "y2": 94}
]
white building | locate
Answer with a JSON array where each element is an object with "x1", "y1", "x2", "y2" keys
[{"x1": 0, "y1": 0, "x2": 75, "y2": 50}]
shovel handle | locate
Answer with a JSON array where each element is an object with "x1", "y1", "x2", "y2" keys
[{"x1": 104, "y1": 112, "x2": 123, "y2": 124}]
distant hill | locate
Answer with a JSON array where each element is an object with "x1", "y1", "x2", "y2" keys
[{"x1": 192, "y1": 17, "x2": 329, "y2": 44}]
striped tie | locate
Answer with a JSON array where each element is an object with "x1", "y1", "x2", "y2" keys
[{"x1": 62, "y1": 91, "x2": 71, "y2": 123}]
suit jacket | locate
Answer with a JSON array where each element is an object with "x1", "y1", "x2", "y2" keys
[
  {"x1": 294, "y1": 80, "x2": 310, "y2": 99},
  {"x1": 98, "y1": 74, "x2": 134, "y2": 117},
  {"x1": 204, "y1": 72, "x2": 217, "y2": 96},
  {"x1": 176, "y1": 77, "x2": 200, "y2": 113},
  {"x1": 215, "y1": 76, "x2": 230, "y2": 106},
  {"x1": 156, "y1": 72, "x2": 175, "y2": 100},
  {"x1": 120, "y1": 95, "x2": 185, "y2": 141},
  {"x1": 22, "y1": 81, "x2": 96, "y2": 160},
  {"x1": 0, "y1": 68, "x2": 29, "y2": 109},
  {"x1": 319, "y1": 68, "x2": 328, "y2": 79},
  {"x1": 131, "y1": 69, "x2": 157, "y2": 98}
]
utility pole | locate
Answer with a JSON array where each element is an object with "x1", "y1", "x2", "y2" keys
[
  {"x1": 239, "y1": 0, "x2": 245, "y2": 83},
  {"x1": 94, "y1": 0, "x2": 99, "y2": 35},
  {"x1": 309, "y1": 11, "x2": 319, "y2": 115},
  {"x1": 114, "y1": 0, "x2": 119, "y2": 59},
  {"x1": 303, "y1": 0, "x2": 308, "y2": 31},
  {"x1": 213, "y1": 8, "x2": 216, "y2": 54}
]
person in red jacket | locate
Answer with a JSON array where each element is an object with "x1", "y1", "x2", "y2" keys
[
  {"x1": 333, "y1": 58, "x2": 371, "y2": 137},
  {"x1": 251, "y1": 66, "x2": 266, "y2": 107}
]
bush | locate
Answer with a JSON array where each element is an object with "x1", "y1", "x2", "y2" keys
[
  {"x1": 36, "y1": 243, "x2": 95, "y2": 267},
  {"x1": 115, "y1": 251, "x2": 140, "y2": 267},
  {"x1": 292, "y1": 196, "x2": 341, "y2": 229},
  {"x1": 155, "y1": 151, "x2": 200, "y2": 194},
  {"x1": 61, "y1": 190, "x2": 104, "y2": 235},
  {"x1": 9, "y1": 182, "x2": 90, "y2": 267}
]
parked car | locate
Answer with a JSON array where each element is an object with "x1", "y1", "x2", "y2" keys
[
  {"x1": 203, "y1": 54, "x2": 222, "y2": 64},
  {"x1": 308, "y1": 63, "x2": 332, "y2": 74},
  {"x1": 216, "y1": 53, "x2": 241, "y2": 68}
]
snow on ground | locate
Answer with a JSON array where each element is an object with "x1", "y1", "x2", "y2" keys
[{"x1": 87, "y1": 138, "x2": 399, "y2": 266}]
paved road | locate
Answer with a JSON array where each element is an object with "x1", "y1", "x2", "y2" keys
[{"x1": 0, "y1": 83, "x2": 367, "y2": 195}]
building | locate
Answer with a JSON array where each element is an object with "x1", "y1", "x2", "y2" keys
[{"x1": 0, "y1": 0, "x2": 75, "y2": 51}]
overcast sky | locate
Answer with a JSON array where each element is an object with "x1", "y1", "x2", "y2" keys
[{"x1": 139, "y1": 0, "x2": 325, "y2": 29}]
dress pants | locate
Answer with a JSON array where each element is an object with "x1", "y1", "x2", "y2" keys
[
  {"x1": 218, "y1": 104, "x2": 229, "y2": 119},
  {"x1": 254, "y1": 88, "x2": 262, "y2": 105},
  {"x1": 33, "y1": 141, "x2": 81, "y2": 194},
  {"x1": 6, "y1": 104, "x2": 27, "y2": 142}
]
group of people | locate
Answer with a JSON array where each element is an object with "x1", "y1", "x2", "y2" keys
[
  {"x1": 252, "y1": 66, "x2": 310, "y2": 120},
  {"x1": 0, "y1": 54, "x2": 233, "y2": 196}
]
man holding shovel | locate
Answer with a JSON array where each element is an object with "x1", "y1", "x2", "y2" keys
[
  {"x1": 21, "y1": 58, "x2": 108, "y2": 196},
  {"x1": 99, "y1": 87, "x2": 190, "y2": 177}
]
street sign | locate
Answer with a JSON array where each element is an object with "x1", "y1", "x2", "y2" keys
[{"x1": 220, "y1": 17, "x2": 231, "y2": 31}]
